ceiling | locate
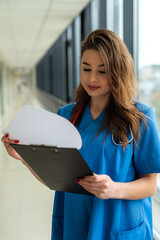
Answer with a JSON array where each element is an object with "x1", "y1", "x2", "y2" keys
[{"x1": 0, "y1": 0, "x2": 90, "y2": 74}]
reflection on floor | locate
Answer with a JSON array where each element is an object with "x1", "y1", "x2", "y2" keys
[{"x1": 0, "y1": 87, "x2": 54, "y2": 240}]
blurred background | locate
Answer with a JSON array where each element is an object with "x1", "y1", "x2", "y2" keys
[{"x1": 0, "y1": 0, "x2": 160, "y2": 239}]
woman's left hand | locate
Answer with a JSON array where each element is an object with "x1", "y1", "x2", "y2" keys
[{"x1": 77, "y1": 173, "x2": 117, "y2": 199}]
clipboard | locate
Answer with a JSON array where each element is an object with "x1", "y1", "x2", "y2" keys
[{"x1": 10, "y1": 143, "x2": 93, "y2": 195}]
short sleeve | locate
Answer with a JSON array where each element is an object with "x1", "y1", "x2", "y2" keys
[
  {"x1": 56, "y1": 103, "x2": 75, "y2": 119},
  {"x1": 57, "y1": 108, "x2": 62, "y2": 116},
  {"x1": 134, "y1": 107, "x2": 160, "y2": 175}
]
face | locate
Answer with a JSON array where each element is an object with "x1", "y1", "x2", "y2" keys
[{"x1": 81, "y1": 49, "x2": 111, "y2": 104}]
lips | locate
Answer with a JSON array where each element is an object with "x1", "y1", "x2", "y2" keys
[{"x1": 88, "y1": 85, "x2": 100, "y2": 90}]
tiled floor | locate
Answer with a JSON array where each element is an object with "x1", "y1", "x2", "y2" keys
[{"x1": 0, "y1": 86, "x2": 54, "y2": 240}]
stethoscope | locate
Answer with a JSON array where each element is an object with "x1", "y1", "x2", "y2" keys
[
  {"x1": 111, "y1": 126, "x2": 133, "y2": 146},
  {"x1": 72, "y1": 104, "x2": 133, "y2": 146}
]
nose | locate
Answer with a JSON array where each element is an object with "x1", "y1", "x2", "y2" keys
[{"x1": 89, "y1": 72, "x2": 97, "y2": 82}]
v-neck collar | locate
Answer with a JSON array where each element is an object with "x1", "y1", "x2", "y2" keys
[
  {"x1": 86, "y1": 104, "x2": 104, "y2": 122},
  {"x1": 77, "y1": 104, "x2": 105, "y2": 132}
]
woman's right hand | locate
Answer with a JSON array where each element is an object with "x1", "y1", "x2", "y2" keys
[
  {"x1": 1, "y1": 133, "x2": 47, "y2": 186},
  {"x1": 1, "y1": 133, "x2": 23, "y2": 161}
]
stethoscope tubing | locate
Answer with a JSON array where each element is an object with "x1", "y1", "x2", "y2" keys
[{"x1": 72, "y1": 104, "x2": 133, "y2": 146}]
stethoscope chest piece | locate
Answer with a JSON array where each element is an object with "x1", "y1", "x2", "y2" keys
[{"x1": 111, "y1": 126, "x2": 133, "y2": 146}]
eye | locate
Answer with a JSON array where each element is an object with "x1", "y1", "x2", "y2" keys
[
  {"x1": 83, "y1": 68, "x2": 91, "y2": 72},
  {"x1": 99, "y1": 71, "x2": 105, "y2": 74}
]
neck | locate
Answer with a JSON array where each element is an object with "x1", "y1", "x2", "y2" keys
[{"x1": 90, "y1": 96, "x2": 109, "y2": 112}]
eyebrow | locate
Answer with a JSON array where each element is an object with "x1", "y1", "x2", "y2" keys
[{"x1": 82, "y1": 62, "x2": 104, "y2": 67}]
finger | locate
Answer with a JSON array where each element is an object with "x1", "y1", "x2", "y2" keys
[
  {"x1": 83, "y1": 174, "x2": 107, "y2": 183},
  {"x1": 80, "y1": 184, "x2": 101, "y2": 196},
  {"x1": 6, "y1": 145, "x2": 13, "y2": 152},
  {"x1": 80, "y1": 183, "x2": 102, "y2": 193},
  {"x1": 82, "y1": 174, "x2": 98, "y2": 182},
  {"x1": 4, "y1": 138, "x2": 19, "y2": 148},
  {"x1": 6, "y1": 143, "x2": 18, "y2": 155},
  {"x1": 79, "y1": 180, "x2": 108, "y2": 193},
  {"x1": 4, "y1": 142, "x2": 10, "y2": 148},
  {"x1": 4, "y1": 141, "x2": 15, "y2": 149},
  {"x1": 9, "y1": 139, "x2": 19, "y2": 144},
  {"x1": 5, "y1": 133, "x2": 10, "y2": 138},
  {"x1": 1, "y1": 136, "x2": 4, "y2": 142},
  {"x1": 1, "y1": 133, "x2": 10, "y2": 142},
  {"x1": 79, "y1": 179, "x2": 104, "y2": 187},
  {"x1": 4, "y1": 138, "x2": 18, "y2": 145},
  {"x1": 81, "y1": 184, "x2": 109, "y2": 199},
  {"x1": 77, "y1": 179, "x2": 108, "y2": 198},
  {"x1": 1, "y1": 136, "x2": 7, "y2": 143}
]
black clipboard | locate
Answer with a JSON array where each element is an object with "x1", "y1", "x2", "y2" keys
[{"x1": 10, "y1": 143, "x2": 93, "y2": 195}]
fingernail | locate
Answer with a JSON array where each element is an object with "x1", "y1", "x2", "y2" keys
[
  {"x1": 14, "y1": 140, "x2": 19, "y2": 143},
  {"x1": 5, "y1": 134, "x2": 9, "y2": 138},
  {"x1": 76, "y1": 179, "x2": 80, "y2": 183}
]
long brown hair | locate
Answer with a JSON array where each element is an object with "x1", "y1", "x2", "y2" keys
[{"x1": 70, "y1": 29, "x2": 145, "y2": 147}]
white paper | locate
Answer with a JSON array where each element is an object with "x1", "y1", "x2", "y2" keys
[{"x1": 2, "y1": 105, "x2": 82, "y2": 149}]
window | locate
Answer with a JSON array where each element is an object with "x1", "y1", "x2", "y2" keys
[
  {"x1": 138, "y1": 0, "x2": 160, "y2": 128},
  {"x1": 114, "y1": 0, "x2": 123, "y2": 38},
  {"x1": 138, "y1": 1, "x2": 160, "y2": 238}
]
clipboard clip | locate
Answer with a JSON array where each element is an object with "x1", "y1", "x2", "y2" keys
[{"x1": 30, "y1": 144, "x2": 59, "y2": 153}]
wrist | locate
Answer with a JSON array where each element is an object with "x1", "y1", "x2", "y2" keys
[{"x1": 113, "y1": 182, "x2": 124, "y2": 199}]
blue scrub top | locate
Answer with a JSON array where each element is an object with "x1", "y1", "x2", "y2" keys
[{"x1": 51, "y1": 102, "x2": 160, "y2": 240}]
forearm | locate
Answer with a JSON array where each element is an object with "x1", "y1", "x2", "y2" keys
[
  {"x1": 21, "y1": 159, "x2": 47, "y2": 186},
  {"x1": 115, "y1": 173, "x2": 157, "y2": 200}
]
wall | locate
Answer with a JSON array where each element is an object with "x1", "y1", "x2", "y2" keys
[
  {"x1": 0, "y1": 54, "x2": 20, "y2": 127},
  {"x1": 36, "y1": 0, "x2": 134, "y2": 104}
]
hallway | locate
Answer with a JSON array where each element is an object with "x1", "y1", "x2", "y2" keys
[{"x1": 0, "y1": 86, "x2": 54, "y2": 240}]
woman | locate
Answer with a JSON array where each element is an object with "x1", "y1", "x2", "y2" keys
[{"x1": 2, "y1": 29, "x2": 160, "y2": 239}]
